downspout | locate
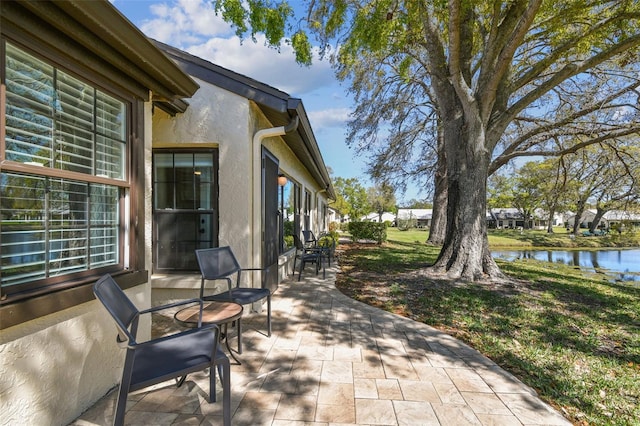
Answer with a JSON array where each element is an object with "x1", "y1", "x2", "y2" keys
[{"x1": 251, "y1": 116, "x2": 299, "y2": 272}]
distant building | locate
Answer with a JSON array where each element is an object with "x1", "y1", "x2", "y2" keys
[
  {"x1": 397, "y1": 209, "x2": 433, "y2": 228},
  {"x1": 603, "y1": 210, "x2": 640, "y2": 228},
  {"x1": 327, "y1": 207, "x2": 341, "y2": 224},
  {"x1": 361, "y1": 212, "x2": 396, "y2": 223},
  {"x1": 488, "y1": 208, "x2": 564, "y2": 230},
  {"x1": 567, "y1": 209, "x2": 640, "y2": 230}
]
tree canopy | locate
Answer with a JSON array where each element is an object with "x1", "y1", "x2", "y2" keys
[
  {"x1": 331, "y1": 176, "x2": 369, "y2": 220},
  {"x1": 214, "y1": 0, "x2": 640, "y2": 280},
  {"x1": 367, "y1": 182, "x2": 397, "y2": 221}
]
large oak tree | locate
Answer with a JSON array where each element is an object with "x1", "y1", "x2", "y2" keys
[{"x1": 215, "y1": 0, "x2": 640, "y2": 280}]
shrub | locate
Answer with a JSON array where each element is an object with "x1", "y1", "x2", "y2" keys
[
  {"x1": 284, "y1": 235, "x2": 294, "y2": 249},
  {"x1": 348, "y1": 221, "x2": 387, "y2": 244},
  {"x1": 397, "y1": 217, "x2": 417, "y2": 230},
  {"x1": 283, "y1": 221, "x2": 295, "y2": 249}
]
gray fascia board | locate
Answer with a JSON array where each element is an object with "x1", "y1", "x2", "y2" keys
[
  {"x1": 14, "y1": 0, "x2": 198, "y2": 100},
  {"x1": 155, "y1": 41, "x2": 290, "y2": 113},
  {"x1": 58, "y1": 1, "x2": 199, "y2": 98},
  {"x1": 288, "y1": 100, "x2": 336, "y2": 199}
]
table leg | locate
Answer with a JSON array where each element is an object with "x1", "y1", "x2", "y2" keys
[{"x1": 222, "y1": 323, "x2": 242, "y2": 365}]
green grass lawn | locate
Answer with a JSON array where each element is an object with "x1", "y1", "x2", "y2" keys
[
  {"x1": 335, "y1": 228, "x2": 640, "y2": 425},
  {"x1": 383, "y1": 226, "x2": 640, "y2": 248}
]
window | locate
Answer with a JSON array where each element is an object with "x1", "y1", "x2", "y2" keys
[
  {"x1": 152, "y1": 150, "x2": 218, "y2": 271},
  {"x1": 304, "y1": 189, "x2": 311, "y2": 233},
  {"x1": 281, "y1": 178, "x2": 300, "y2": 250},
  {"x1": 318, "y1": 199, "x2": 326, "y2": 231},
  {"x1": 1, "y1": 42, "x2": 130, "y2": 299}
]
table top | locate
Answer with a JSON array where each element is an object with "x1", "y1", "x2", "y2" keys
[{"x1": 174, "y1": 301, "x2": 243, "y2": 328}]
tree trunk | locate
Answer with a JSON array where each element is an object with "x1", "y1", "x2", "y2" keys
[
  {"x1": 427, "y1": 173, "x2": 447, "y2": 244},
  {"x1": 522, "y1": 209, "x2": 533, "y2": 229},
  {"x1": 427, "y1": 125, "x2": 447, "y2": 245},
  {"x1": 546, "y1": 207, "x2": 556, "y2": 233},
  {"x1": 430, "y1": 120, "x2": 503, "y2": 280},
  {"x1": 590, "y1": 207, "x2": 607, "y2": 233},
  {"x1": 572, "y1": 202, "x2": 586, "y2": 235}
]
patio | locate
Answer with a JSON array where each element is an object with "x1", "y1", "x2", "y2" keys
[{"x1": 72, "y1": 261, "x2": 571, "y2": 425}]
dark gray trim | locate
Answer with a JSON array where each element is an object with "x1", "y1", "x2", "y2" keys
[
  {"x1": 0, "y1": 270, "x2": 149, "y2": 330},
  {"x1": 155, "y1": 41, "x2": 291, "y2": 112},
  {"x1": 1, "y1": 0, "x2": 198, "y2": 103}
]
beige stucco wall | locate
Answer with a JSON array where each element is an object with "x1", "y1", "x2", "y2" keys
[
  {"x1": 0, "y1": 102, "x2": 155, "y2": 426},
  {"x1": 150, "y1": 78, "x2": 330, "y2": 304},
  {"x1": 0, "y1": 285, "x2": 149, "y2": 426},
  {"x1": 151, "y1": 79, "x2": 254, "y2": 302}
]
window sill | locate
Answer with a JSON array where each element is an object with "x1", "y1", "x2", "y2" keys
[{"x1": 0, "y1": 270, "x2": 148, "y2": 330}]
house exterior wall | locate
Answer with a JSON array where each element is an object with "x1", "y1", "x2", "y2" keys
[
  {"x1": 150, "y1": 77, "x2": 330, "y2": 303},
  {"x1": 0, "y1": 102, "x2": 155, "y2": 426},
  {"x1": 151, "y1": 79, "x2": 254, "y2": 301},
  {"x1": 254, "y1": 108, "x2": 325, "y2": 226},
  {"x1": 252, "y1": 105, "x2": 329, "y2": 277},
  {"x1": 1, "y1": 35, "x2": 331, "y2": 424}
]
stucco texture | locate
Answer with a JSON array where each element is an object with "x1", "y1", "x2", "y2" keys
[{"x1": 0, "y1": 285, "x2": 149, "y2": 426}]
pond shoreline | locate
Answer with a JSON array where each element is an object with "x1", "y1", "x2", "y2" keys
[{"x1": 492, "y1": 247, "x2": 640, "y2": 282}]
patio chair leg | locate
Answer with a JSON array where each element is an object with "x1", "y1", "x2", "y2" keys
[
  {"x1": 113, "y1": 381, "x2": 129, "y2": 426},
  {"x1": 237, "y1": 317, "x2": 242, "y2": 354},
  {"x1": 210, "y1": 366, "x2": 217, "y2": 403},
  {"x1": 113, "y1": 352, "x2": 135, "y2": 426},
  {"x1": 221, "y1": 359, "x2": 231, "y2": 426},
  {"x1": 267, "y1": 294, "x2": 272, "y2": 337}
]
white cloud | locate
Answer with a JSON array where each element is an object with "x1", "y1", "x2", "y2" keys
[
  {"x1": 308, "y1": 107, "x2": 351, "y2": 129},
  {"x1": 112, "y1": 0, "x2": 365, "y2": 185},
  {"x1": 186, "y1": 35, "x2": 335, "y2": 95},
  {"x1": 139, "y1": 0, "x2": 233, "y2": 46},
  {"x1": 133, "y1": 0, "x2": 336, "y2": 96}
]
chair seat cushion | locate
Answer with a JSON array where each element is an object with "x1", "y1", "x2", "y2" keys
[
  {"x1": 130, "y1": 331, "x2": 226, "y2": 391},
  {"x1": 207, "y1": 288, "x2": 270, "y2": 305}
]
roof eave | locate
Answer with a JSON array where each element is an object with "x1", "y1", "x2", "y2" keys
[
  {"x1": 154, "y1": 41, "x2": 335, "y2": 199},
  {"x1": 14, "y1": 0, "x2": 199, "y2": 101}
]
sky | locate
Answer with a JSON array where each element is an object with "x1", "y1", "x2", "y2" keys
[{"x1": 110, "y1": 0, "x2": 420, "y2": 203}]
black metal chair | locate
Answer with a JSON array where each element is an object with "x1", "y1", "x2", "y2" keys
[
  {"x1": 302, "y1": 229, "x2": 317, "y2": 246},
  {"x1": 293, "y1": 234, "x2": 325, "y2": 281},
  {"x1": 93, "y1": 274, "x2": 230, "y2": 426},
  {"x1": 195, "y1": 246, "x2": 271, "y2": 354},
  {"x1": 317, "y1": 232, "x2": 336, "y2": 266}
]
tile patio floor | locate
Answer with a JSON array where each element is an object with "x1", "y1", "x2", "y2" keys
[{"x1": 72, "y1": 260, "x2": 571, "y2": 426}]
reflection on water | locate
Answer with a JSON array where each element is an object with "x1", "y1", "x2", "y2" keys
[{"x1": 492, "y1": 248, "x2": 640, "y2": 282}]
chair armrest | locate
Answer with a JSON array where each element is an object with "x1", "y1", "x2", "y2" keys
[
  {"x1": 233, "y1": 267, "x2": 265, "y2": 289},
  {"x1": 126, "y1": 322, "x2": 220, "y2": 350},
  {"x1": 139, "y1": 298, "x2": 203, "y2": 315},
  {"x1": 304, "y1": 246, "x2": 325, "y2": 254}
]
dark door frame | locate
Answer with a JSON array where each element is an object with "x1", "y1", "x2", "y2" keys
[{"x1": 261, "y1": 148, "x2": 279, "y2": 293}]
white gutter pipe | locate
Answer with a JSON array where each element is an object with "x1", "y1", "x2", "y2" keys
[{"x1": 250, "y1": 116, "x2": 299, "y2": 271}]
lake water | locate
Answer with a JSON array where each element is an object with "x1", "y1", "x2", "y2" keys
[{"x1": 492, "y1": 248, "x2": 640, "y2": 282}]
